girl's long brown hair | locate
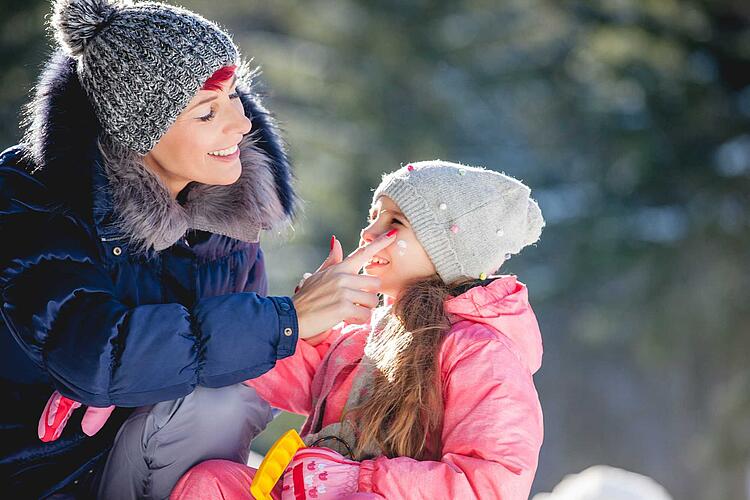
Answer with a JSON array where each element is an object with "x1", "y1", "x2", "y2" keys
[{"x1": 346, "y1": 275, "x2": 485, "y2": 460}]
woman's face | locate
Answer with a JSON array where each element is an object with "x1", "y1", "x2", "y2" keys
[
  {"x1": 360, "y1": 196, "x2": 437, "y2": 298},
  {"x1": 143, "y1": 74, "x2": 252, "y2": 198}
]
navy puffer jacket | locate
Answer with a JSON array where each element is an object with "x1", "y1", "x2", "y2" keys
[{"x1": 0, "y1": 51, "x2": 299, "y2": 498}]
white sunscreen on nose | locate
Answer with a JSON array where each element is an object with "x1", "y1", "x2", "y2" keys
[{"x1": 397, "y1": 239, "x2": 408, "y2": 256}]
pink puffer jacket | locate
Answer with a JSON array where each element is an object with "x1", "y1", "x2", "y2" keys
[{"x1": 246, "y1": 276, "x2": 544, "y2": 499}]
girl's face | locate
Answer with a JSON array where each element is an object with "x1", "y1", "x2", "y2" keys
[
  {"x1": 143, "y1": 74, "x2": 252, "y2": 198},
  {"x1": 360, "y1": 196, "x2": 437, "y2": 298}
]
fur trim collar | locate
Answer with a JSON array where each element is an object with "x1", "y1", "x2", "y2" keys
[{"x1": 98, "y1": 133, "x2": 288, "y2": 252}]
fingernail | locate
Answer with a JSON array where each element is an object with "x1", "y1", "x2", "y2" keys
[
  {"x1": 386, "y1": 229, "x2": 397, "y2": 237},
  {"x1": 330, "y1": 235, "x2": 336, "y2": 250}
]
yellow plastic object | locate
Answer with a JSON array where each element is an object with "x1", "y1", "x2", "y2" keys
[{"x1": 250, "y1": 429, "x2": 307, "y2": 500}]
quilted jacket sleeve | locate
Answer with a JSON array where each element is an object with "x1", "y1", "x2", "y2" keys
[{"x1": 0, "y1": 174, "x2": 297, "y2": 408}]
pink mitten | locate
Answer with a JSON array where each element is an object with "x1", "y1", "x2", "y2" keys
[
  {"x1": 81, "y1": 404, "x2": 116, "y2": 436},
  {"x1": 38, "y1": 391, "x2": 80, "y2": 442},
  {"x1": 281, "y1": 447, "x2": 360, "y2": 500},
  {"x1": 38, "y1": 391, "x2": 115, "y2": 442}
]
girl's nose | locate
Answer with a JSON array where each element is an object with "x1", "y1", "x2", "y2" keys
[{"x1": 359, "y1": 226, "x2": 376, "y2": 247}]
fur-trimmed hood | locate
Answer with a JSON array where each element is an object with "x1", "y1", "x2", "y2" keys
[{"x1": 19, "y1": 50, "x2": 296, "y2": 252}]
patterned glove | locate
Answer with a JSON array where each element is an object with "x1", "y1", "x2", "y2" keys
[{"x1": 281, "y1": 447, "x2": 360, "y2": 500}]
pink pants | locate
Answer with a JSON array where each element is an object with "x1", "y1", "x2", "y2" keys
[{"x1": 170, "y1": 460, "x2": 276, "y2": 499}]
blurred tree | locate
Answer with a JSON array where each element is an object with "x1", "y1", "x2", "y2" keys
[
  {"x1": 0, "y1": 0, "x2": 48, "y2": 143},
  {"x1": 1, "y1": 1, "x2": 748, "y2": 498}
]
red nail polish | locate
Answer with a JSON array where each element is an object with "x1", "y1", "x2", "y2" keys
[
  {"x1": 386, "y1": 229, "x2": 397, "y2": 237},
  {"x1": 330, "y1": 235, "x2": 335, "y2": 250}
]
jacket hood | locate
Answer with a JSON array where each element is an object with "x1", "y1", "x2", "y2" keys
[
  {"x1": 444, "y1": 275, "x2": 543, "y2": 373},
  {"x1": 19, "y1": 50, "x2": 296, "y2": 252}
]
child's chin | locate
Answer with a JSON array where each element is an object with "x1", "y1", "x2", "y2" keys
[
  {"x1": 363, "y1": 264, "x2": 387, "y2": 277},
  {"x1": 363, "y1": 267, "x2": 395, "y2": 289}
]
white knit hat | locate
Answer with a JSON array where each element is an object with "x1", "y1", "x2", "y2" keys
[{"x1": 373, "y1": 160, "x2": 544, "y2": 283}]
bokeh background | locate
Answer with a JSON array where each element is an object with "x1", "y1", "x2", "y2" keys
[{"x1": 2, "y1": 0, "x2": 749, "y2": 498}]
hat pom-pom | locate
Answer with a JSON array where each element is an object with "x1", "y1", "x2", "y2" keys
[{"x1": 52, "y1": 0, "x2": 128, "y2": 57}]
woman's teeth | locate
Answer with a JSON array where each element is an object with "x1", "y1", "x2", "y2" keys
[
  {"x1": 208, "y1": 144, "x2": 239, "y2": 157},
  {"x1": 368, "y1": 256, "x2": 390, "y2": 265}
]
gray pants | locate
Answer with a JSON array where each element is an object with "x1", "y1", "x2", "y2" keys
[{"x1": 97, "y1": 384, "x2": 273, "y2": 500}]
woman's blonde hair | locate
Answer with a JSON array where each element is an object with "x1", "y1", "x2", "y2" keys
[{"x1": 345, "y1": 275, "x2": 487, "y2": 460}]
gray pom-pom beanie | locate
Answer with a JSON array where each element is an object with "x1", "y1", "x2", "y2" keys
[
  {"x1": 373, "y1": 160, "x2": 545, "y2": 284},
  {"x1": 51, "y1": 0, "x2": 239, "y2": 154}
]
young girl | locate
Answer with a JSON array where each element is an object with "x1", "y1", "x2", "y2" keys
[{"x1": 173, "y1": 160, "x2": 546, "y2": 499}]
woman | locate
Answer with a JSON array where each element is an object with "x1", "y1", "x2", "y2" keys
[{"x1": 0, "y1": 0, "x2": 391, "y2": 498}]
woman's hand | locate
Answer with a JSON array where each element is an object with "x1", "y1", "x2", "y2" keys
[{"x1": 293, "y1": 230, "x2": 396, "y2": 339}]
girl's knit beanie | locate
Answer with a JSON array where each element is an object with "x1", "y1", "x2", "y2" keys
[
  {"x1": 51, "y1": 0, "x2": 239, "y2": 154},
  {"x1": 373, "y1": 160, "x2": 545, "y2": 283}
]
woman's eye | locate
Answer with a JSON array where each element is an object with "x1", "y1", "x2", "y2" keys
[
  {"x1": 392, "y1": 219, "x2": 403, "y2": 225},
  {"x1": 229, "y1": 92, "x2": 240, "y2": 99},
  {"x1": 198, "y1": 108, "x2": 216, "y2": 122}
]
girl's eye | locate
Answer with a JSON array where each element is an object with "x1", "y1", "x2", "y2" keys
[
  {"x1": 229, "y1": 92, "x2": 240, "y2": 99},
  {"x1": 392, "y1": 218, "x2": 403, "y2": 225},
  {"x1": 198, "y1": 108, "x2": 216, "y2": 122}
]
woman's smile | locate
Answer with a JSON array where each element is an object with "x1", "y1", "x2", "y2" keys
[{"x1": 208, "y1": 144, "x2": 241, "y2": 162}]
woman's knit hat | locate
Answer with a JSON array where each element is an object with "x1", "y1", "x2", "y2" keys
[
  {"x1": 373, "y1": 160, "x2": 545, "y2": 284},
  {"x1": 51, "y1": 0, "x2": 239, "y2": 154}
]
